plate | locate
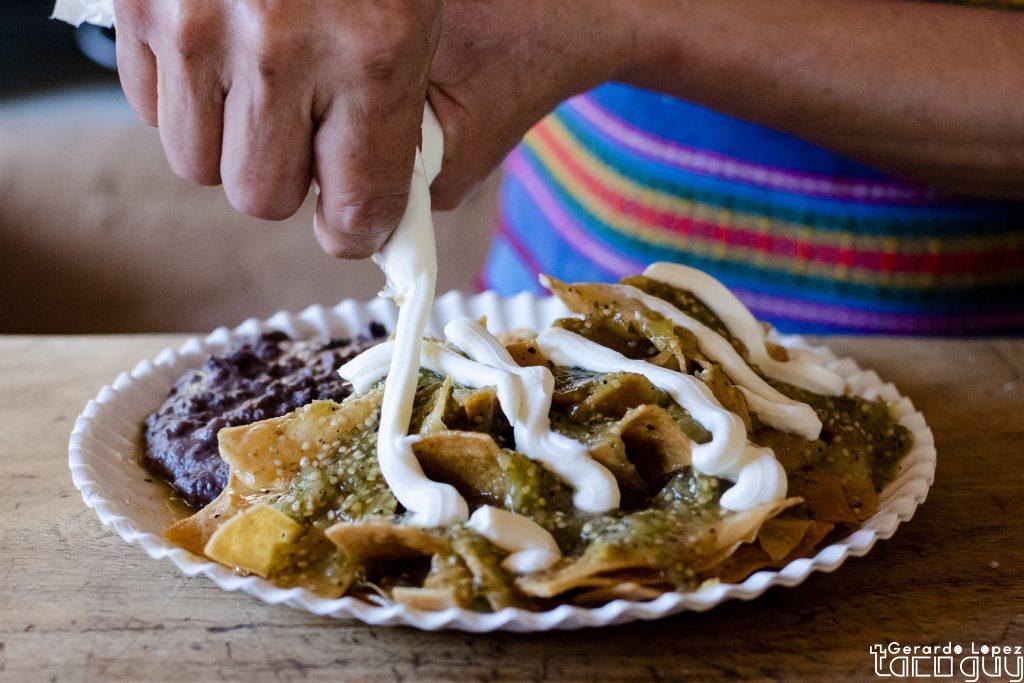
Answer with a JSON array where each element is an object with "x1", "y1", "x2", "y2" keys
[{"x1": 68, "y1": 290, "x2": 936, "y2": 632}]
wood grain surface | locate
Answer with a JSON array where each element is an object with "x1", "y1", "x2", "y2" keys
[{"x1": 1, "y1": 335, "x2": 1022, "y2": 681}]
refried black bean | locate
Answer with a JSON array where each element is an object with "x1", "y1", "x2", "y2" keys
[{"x1": 143, "y1": 324, "x2": 387, "y2": 508}]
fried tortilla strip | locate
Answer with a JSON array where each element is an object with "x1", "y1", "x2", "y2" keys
[
  {"x1": 755, "y1": 430, "x2": 825, "y2": 473},
  {"x1": 571, "y1": 582, "x2": 667, "y2": 605},
  {"x1": 616, "y1": 404, "x2": 693, "y2": 484},
  {"x1": 504, "y1": 339, "x2": 549, "y2": 368},
  {"x1": 451, "y1": 531, "x2": 521, "y2": 610},
  {"x1": 202, "y1": 504, "x2": 303, "y2": 577},
  {"x1": 587, "y1": 435, "x2": 648, "y2": 501},
  {"x1": 554, "y1": 371, "x2": 666, "y2": 422},
  {"x1": 710, "y1": 520, "x2": 834, "y2": 583},
  {"x1": 412, "y1": 431, "x2": 506, "y2": 504},
  {"x1": 518, "y1": 498, "x2": 799, "y2": 598},
  {"x1": 757, "y1": 519, "x2": 815, "y2": 562},
  {"x1": 163, "y1": 472, "x2": 255, "y2": 555},
  {"x1": 324, "y1": 519, "x2": 447, "y2": 563},
  {"x1": 789, "y1": 471, "x2": 864, "y2": 525},
  {"x1": 218, "y1": 395, "x2": 381, "y2": 491},
  {"x1": 455, "y1": 386, "x2": 506, "y2": 436},
  {"x1": 546, "y1": 277, "x2": 706, "y2": 372},
  {"x1": 163, "y1": 390, "x2": 384, "y2": 554},
  {"x1": 696, "y1": 364, "x2": 752, "y2": 431},
  {"x1": 391, "y1": 586, "x2": 463, "y2": 611},
  {"x1": 418, "y1": 376, "x2": 455, "y2": 434}
]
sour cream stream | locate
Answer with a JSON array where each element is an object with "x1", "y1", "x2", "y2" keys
[
  {"x1": 541, "y1": 275, "x2": 822, "y2": 440},
  {"x1": 339, "y1": 320, "x2": 620, "y2": 513},
  {"x1": 364, "y1": 105, "x2": 467, "y2": 528},
  {"x1": 643, "y1": 262, "x2": 845, "y2": 396},
  {"x1": 465, "y1": 506, "x2": 561, "y2": 574},
  {"x1": 533, "y1": 327, "x2": 787, "y2": 511}
]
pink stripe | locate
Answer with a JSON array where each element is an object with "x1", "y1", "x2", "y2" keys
[
  {"x1": 569, "y1": 96, "x2": 940, "y2": 205},
  {"x1": 505, "y1": 149, "x2": 645, "y2": 278},
  {"x1": 735, "y1": 287, "x2": 1024, "y2": 334}
]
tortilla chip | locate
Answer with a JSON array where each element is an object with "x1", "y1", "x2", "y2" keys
[
  {"x1": 455, "y1": 386, "x2": 506, "y2": 436},
  {"x1": 790, "y1": 471, "x2": 862, "y2": 525},
  {"x1": 697, "y1": 364, "x2": 752, "y2": 431},
  {"x1": 571, "y1": 582, "x2": 667, "y2": 605},
  {"x1": 766, "y1": 340, "x2": 790, "y2": 362},
  {"x1": 518, "y1": 498, "x2": 799, "y2": 598},
  {"x1": 757, "y1": 519, "x2": 815, "y2": 562},
  {"x1": 391, "y1": 586, "x2": 463, "y2": 611},
  {"x1": 412, "y1": 431, "x2": 506, "y2": 503},
  {"x1": 586, "y1": 436, "x2": 648, "y2": 501},
  {"x1": 505, "y1": 339, "x2": 549, "y2": 368},
  {"x1": 218, "y1": 394, "x2": 381, "y2": 491},
  {"x1": 616, "y1": 404, "x2": 693, "y2": 484},
  {"x1": 324, "y1": 519, "x2": 447, "y2": 563},
  {"x1": 202, "y1": 504, "x2": 303, "y2": 577},
  {"x1": 710, "y1": 520, "x2": 834, "y2": 583},
  {"x1": 163, "y1": 473, "x2": 254, "y2": 555},
  {"x1": 417, "y1": 376, "x2": 455, "y2": 434},
  {"x1": 755, "y1": 429, "x2": 824, "y2": 473},
  {"x1": 546, "y1": 277, "x2": 705, "y2": 373},
  {"x1": 554, "y1": 371, "x2": 665, "y2": 422},
  {"x1": 451, "y1": 531, "x2": 520, "y2": 610}
]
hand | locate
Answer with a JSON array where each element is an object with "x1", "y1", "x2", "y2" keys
[
  {"x1": 426, "y1": 1, "x2": 634, "y2": 211},
  {"x1": 114, "y1": 0, "x2": 440, "y2": 258},
  {"x1": 114, "y1": 0, "x2": 632, "y2": 257}
]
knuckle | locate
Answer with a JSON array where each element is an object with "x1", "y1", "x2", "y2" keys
[
  {"x1": 358, "y1": 44, "x2": 405, "y2": 84},
  {"x1": 352, "y1": 22, "x2": 424, "y2": 84},
  {"x1": 248, "y1": 23, "x2": 296, "y2": 84},
  {"x1": 166, "y1": 3, "x2": 215, "y2": 59}
]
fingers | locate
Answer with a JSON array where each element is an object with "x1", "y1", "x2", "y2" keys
[
  {"x1": 220, "y1": 81, "x2": 314, "y2": 220},
  {"x1": 313, "y1": 93, "x2": 424, "y2": 259},
  {"x1": 114, "y1": 30, "x2": 158, "y2": 126},
  {"x1": 155, "y1": 57, "x2": 225, "y2": 186},
  {"x1": 150, "y1": 6, "x2": 226, "y2": 187}
]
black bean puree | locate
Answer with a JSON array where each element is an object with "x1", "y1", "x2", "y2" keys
[{"x1": 143, "y1": 325, "x2": 386, "y2": 508}]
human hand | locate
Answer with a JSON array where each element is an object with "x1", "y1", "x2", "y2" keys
[{"x1": 114, "y1": 0, "x2": 632, "y2": 257}]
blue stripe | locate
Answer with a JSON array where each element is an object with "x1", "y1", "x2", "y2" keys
[{"x1": 589, "y1": 84, "x2": 891, "y2": 179}]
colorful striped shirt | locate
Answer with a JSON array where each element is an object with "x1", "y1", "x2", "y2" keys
[{"x1": 482, "y1": 80, "x2": 1024, "y2": 335}]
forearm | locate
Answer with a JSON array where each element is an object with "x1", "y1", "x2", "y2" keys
[{"x1": 613, "y1": 0, "x2": 1024, "y2": 199}]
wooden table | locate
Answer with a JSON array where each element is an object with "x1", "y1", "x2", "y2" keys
[{"x1": 1, "y1": 335, "x2": 1022, "y2": 681}]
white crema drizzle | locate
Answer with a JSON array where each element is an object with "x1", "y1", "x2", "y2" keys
[
  {"x1": 643, "y1": 262, "x2": 845, "y2": 396},
  {"x1": 346, "y1": 107, "x2": 577, "y2": 569},
  {"x1": 539, "y1": 275, "x2": 823, "y2": 440},
  {"x1": 339, "y1": 318, "x2": 620, "y2": 514},
  {"x1": 362, "y1": 106, "x2": 467, "y2": 528},
  {"x1": 346, "y1": 109, "x2": 842, "y2": 568},
  {"x1": 533, "y1": 327, "x2": 787, "y2": 511}
]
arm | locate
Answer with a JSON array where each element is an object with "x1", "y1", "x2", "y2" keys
[
  {"x1": 117, "y1": 0, "x2": 1024, "y2": 263},
  {"x1": 617, "y1": 0, "x2": 1024, "y2": 200}
]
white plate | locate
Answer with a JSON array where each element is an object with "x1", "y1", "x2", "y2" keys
[{"x1": 68, "y1": 290, "x2": 936, "y2": 632}]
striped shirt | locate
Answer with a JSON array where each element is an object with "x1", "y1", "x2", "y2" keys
[{"x1": 482, "y1": 24, "x2": 1024, "y2": 335}]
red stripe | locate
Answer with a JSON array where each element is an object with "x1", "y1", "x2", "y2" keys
[{"x1": 532, "y1": 123, "x2": 1024, "y2": 278}]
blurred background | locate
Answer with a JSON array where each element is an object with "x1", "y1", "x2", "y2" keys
[{"x1": 0, "y1": 1, "x2": 498, "y2": 334}]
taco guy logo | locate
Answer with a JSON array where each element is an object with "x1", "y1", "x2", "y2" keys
[{"x1": 870, "y1": 641, "x2": 1023, "y2": 681}]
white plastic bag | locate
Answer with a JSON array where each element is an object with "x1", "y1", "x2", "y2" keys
[{"x1": 52, "y1": 0, "x2": 116, "y2": 28}]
